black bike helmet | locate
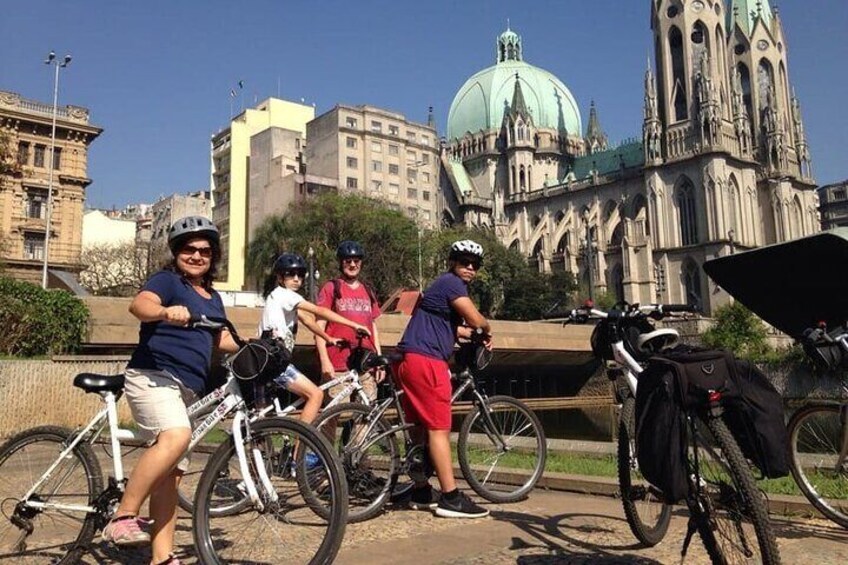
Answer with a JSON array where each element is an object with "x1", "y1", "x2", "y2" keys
[
  {"x1": 167, "y1": 216, "x2": 219, "y2": 255},
  {"x1": 273, "y1": 252, "x2": 307, "y2": 275},
  {"x1": 336, "y1": 240, "x2": 365, "y2": 261}
]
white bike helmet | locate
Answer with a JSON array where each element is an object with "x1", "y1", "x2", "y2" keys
[
  {"x1": 637, "y1": 328, "x2": 681, "y2": 356},
  {"x1": 449, "y1": 239, "x2": 484, "y2": 260}
]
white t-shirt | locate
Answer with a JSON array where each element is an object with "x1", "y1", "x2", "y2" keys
[{"x1": 259, "y1": 286, "x2": 304, "y2": 352}]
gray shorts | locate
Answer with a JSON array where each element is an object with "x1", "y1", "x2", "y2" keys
[{"x1": 124, "y1": 368, "x2": 198, "y2": 472}]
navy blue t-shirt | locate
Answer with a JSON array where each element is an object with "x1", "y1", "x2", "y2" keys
[
  {"x1": 127, "y1": 270, "x2": 226, "y2": 394},
  {"x1": 397, "y1": 272, "x2": 467, "y2": 361}
]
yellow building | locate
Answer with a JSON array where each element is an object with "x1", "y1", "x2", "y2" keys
[{"x1": 210, "y1": 98, "x2": 314, "y2": 291}]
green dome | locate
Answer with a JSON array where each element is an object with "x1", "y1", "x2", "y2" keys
[{"x1": 447, "y1": 29, "x2": 582, "y2": 141}]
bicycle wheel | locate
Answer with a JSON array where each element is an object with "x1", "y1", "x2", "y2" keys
[
  {"x1": 177, "y1": 447, "x2": 251, "y2": 517},
  {"x1": 690, "y1": 416, "x2": 781, "y2": 565},
  {"x1": 0, "y1": 426, "x2": 102, "y2": 565},
  {"x1": 788, "y1": 403, "x2": 848, "y2": 528},
  {"x1": 311, "y1": 402, "x2": 399, "y2": 523},
  {"x1": 457, "y1": 395, "x2": 546, "y2": 503},
  {"x1": 617, "y1": 396, "x2": 671, "y2": 546},
  {"x1": 193, "y1": 417, "x2": 347, "y2": 565}
]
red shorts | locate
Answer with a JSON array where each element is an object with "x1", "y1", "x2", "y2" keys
[{"x1": 392, "y1": 352, "x2": 452, "y2": 431}]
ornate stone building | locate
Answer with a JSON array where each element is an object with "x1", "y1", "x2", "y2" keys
[
  {"x1": 442, "y1": 0, "x2": 818, "y2": 313},
  {"x1": 0, "y1": 90, "x2": 102, "y2": 285}
]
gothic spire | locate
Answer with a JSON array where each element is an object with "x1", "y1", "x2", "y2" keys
[
  {"x1": 585, "y1": 100, "x2": 608, "y2": 153},
  {"x1": 510, "y1": 73, "x2": 530, "y2": 119},
  {"x1": 727, "y1": 0, "x2": 774, "y2": 37}
]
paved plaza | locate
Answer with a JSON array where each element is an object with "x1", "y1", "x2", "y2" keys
[{"x1": 71, "y1": 486, "x2": 845, "y2": 565}]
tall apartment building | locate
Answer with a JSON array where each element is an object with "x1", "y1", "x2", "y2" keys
[
  {"x1": 0, "y1": 90, "x2": 102, "y2": 285},
  {"x1": 148, "y1": 190, "x2": 212, "y2": 270},
  {"x1": 305, "y1": 105, "x2": 441, "y2": 228},
  {"x1": 818, "y1": 180, "x2": 848, "y2": 230},
  {"x1": 210, "y1": 98, "x2": 314, "y2": 291}
]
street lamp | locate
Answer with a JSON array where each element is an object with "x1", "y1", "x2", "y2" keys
[
  {"x1": 409, "y1": 160, "x2": 429, "y2": 288},
  {"x1": 306, "y1": 246, "x2": 319, "y2": 302},
  {"x1": 41, "y1": 51, "x2": 72, "y2": 289}
]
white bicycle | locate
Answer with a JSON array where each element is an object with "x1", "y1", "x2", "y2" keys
[{"x1": 0, "y1": 316, "x2": 347, "y2": 565}]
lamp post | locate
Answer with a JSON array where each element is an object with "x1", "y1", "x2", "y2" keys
[
  {"x1": 582, "y1": 207, "x2": 594, "y2": 302},
  {"x1": 410, "y1": 160, "x2": 428, "y2": 289},
  {"x1": 41, "y1": 51, "x2": 72, "y2": 289},
  {"x1": 307, "y1": 246, "x2": 319, "y2": 302}
]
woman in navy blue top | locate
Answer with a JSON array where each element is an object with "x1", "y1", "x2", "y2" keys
[{"x1": 102, "y1": 217, "x2": 238, "y2": 565}]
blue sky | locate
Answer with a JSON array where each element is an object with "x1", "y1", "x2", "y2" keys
[{"x1": 2, "y1": 1, "x2": 846, "y2": 209}]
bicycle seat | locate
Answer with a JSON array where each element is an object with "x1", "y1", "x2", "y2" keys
[{"x1": 73, "y1": 373, "x2": 125, "y2": 394}]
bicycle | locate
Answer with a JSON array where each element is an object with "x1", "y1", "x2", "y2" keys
[
  {"x1": 309, "y1": 330, "x2": 546, "y2": 522},
  {"x1": 565, "y1": 302, "x2": 781, "y2": 564},
  {"x1": 0, "y1": 316, "x2": 347, "y2": 565},
  {"x1": 788, "y1": 324, "x2": 848, "y2": 528},
  {"x1": 175, "y1": 335, "x2": 372, "y2": 514}
]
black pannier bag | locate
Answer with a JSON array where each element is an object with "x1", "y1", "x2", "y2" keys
[
  {"x1": 722, "y1": 359, "x2": 790, "y2": 478},
  {"x1": 228, "y1": 337, "x2": 292, "y2": 404}
]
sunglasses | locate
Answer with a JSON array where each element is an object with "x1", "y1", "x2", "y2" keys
[
  {"x1": 283, "y1": 269, "x2": 307, "y2": 279},
  {"x1": 456, "y1": 257, "x2": 482, "y2": 270},
  {"x1": 180, "y1": 244, "x2": 214, "y2": 258},
  {"x1": 342, "y1": 258, "x2": 362, "y2": 264}
]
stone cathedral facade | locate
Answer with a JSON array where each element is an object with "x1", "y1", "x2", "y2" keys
[{"x1": 441, "y1": 0, "x2": 817, "y2": 313}]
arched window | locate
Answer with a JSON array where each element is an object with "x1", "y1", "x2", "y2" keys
[
  {"x1": 517, "y1": 123, "x2": 526, "y2": 141},
  {"x1": 632, "y1": 194, "x2": 650, "y2": 236},
  {"x1": 519, "y1": 166, "x2": 527, "y2": 191},
  {"x1": 683, "y1": 259, "x2": 703, "y2": 308},
  {"x1": 757, "y1": 58, "x2": 775, "y2": 110},
  {"x1": 728, "y1": 175, "x2": 741, "y2": 238},
  {"x1": 792, "y1": 196, "x2": 804, "y2": 238},
  {"x1": 532, "y1": 238, "x2": 543, "y2": 257},
  {"x1": 555, "y1": 230, "x2": 570, "y2": 254},
  {"x1": 610, "y1": 264, "x2": 625, "y2": 303},
  {"x1": 677, "y1": 178, "x2": 698, "y2": 246},
  {"x1": 508, "y1": 239, "x2": 520, "y2": 252},
  {"x1": 737, "y1": 62, "x2": 754, "y2": 125},
  {"x1": 610, "y1": 222, "x2": 624, "y2": 248},
  {"x1": 531, "y1": 214, "x2": 542, "y2": 229},
  {"x1": 669, "y1": 26, "x2": 688, "y2": 121},
  {"x1": 690, "y1": 21, "x2": 710, "y2": 72},
  {"x1": 554, "y1": 210, "x2": 565, "y2": 225}
]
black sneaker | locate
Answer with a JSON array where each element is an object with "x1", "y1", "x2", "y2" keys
[
  {"x1": 408, "y1": 484, "x2": 440, "y2": 510},
  {"x1": 435, "y1": 491, "x2": 489, "y2": 519},
  {"x1": 351, "y1": 470, "x2": 386, "y2": 500}
]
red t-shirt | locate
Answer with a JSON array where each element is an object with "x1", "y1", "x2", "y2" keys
[{"x1": 316, "y1": 279, "x2": 380, "y2": 371}]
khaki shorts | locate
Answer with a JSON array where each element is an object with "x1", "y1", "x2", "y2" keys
[{"x1": 124, "y1": 368, "x2": 198, "y2": 472}]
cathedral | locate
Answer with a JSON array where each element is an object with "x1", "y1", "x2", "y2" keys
[{"x1": 441, "y1": 0, "x2": 817, "y2": 313}]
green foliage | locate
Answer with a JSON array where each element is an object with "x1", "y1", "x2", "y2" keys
[
  {"x1": 247, "y1": 193, "x2": 581, "y2": 320},
  {"x1": 703, "y1": 301, "x2": 771, "y2": 361},
  {"x1": 0, "y1": 277, "x2": 89, "y2": 356}
]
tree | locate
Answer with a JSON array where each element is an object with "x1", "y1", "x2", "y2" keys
[
  {"x1": 79, "y1": 241, "x2": 150, "y2": 296},
  {"x1": 703, "y1": 301, "x2": 771, "y2": 360}
]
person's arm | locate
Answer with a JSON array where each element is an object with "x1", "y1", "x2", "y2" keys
[
  {"x1": 297, "y1": 309, "x2": 342, "y2": 345},
  {"x1": 297, "y1": 300, "x2": 371, "y2": 337},
  {"x1": 315, "y1": 318, "x2": 335, "y2": 379},
  {"x1": 129, "y1": 290, "x2": 190, "y2": 326},
  {"x1": 215, "y1": 329, "x2": 240, "y2": 353},
  {"x1": 450, "y1": 296, "x2": 493, "y2": 350}
]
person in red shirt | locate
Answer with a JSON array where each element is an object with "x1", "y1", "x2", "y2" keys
[{"x1": 315, "y1": 240, "x2": 383, "y2": 402}]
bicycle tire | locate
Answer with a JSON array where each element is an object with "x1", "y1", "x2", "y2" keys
[
  {"x1": 617, "y1": 396, "x2": 672, "y2": 546},
  {"x1": 311, "y1": 402, "x2": 399, "y2": 523},
  {"x1": 457, "y1": 395, "x2": 546, "y2": 503},
  {"x1": 787, "y1": 403, "x2": 848, "y2": 529},
  {"x1": 0, "y1": 426, "x2": 102, "y2": 564},
  {"x1": 691, "y1": 416, "x2": 781, "y2": 565},
  {"x1": 193, "y1": 417, "x2": 347, "y2": 565}
]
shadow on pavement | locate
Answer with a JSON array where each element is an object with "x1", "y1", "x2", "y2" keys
[
  {"x1": 770, "y1": 514, "x2": 848, "y2": 543},
  {"x1": 490, "y1": 508, "x2": 665, "y2": 564}
]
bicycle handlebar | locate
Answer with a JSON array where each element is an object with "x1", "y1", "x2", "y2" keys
[
  {"x1": 563, "y1": 302, "x2": 698, "y2": 324},
  {"x1": 190, "y1": 315, "x2": 246, "y2": 347}
]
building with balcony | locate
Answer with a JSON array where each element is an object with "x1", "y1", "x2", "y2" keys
[
  {"x1": 210, "y1": 98, "x2": 314, "y2": 291},
  {"x1": 305, "y1": 105, "x2": 441, "y2": 229},
  {"x1": 0, "y1": 90, "x2": 102, "y2": 285},
  {"x1": 818, "y1": 180, "x2": 848, "y2": 231},
  {"x1": 442, "y1": 3, "x2": 818, "y2": 314}
]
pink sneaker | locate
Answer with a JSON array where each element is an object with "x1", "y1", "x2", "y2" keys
[{"x1": 101, "y1": 515, "x2": 151, "y2": 546}]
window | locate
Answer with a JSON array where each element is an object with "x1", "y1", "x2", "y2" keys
[
  {"x1": 371, "y1": 180, "x2": 382, "y2": 192},
  {"x1": 423, "y1": 210, "x2": 432, "y2": 221},
  {"x1": 346, "y1": 137, "x2": 357, "y2": 149},
  {"x1": 677, "y1": 180, "x2": 698, "y2": 245},
  {"x1": 388, "y1": 183, "x2": 400, "y2": 195},
  {"x1": 422, "y1": 172, "x2": 430, "y2": 183},
  {"x1": 389, "y1": 125, "x2": 399, "y2": 136},
  {"x1": 421, "y1": 154, "x2": 430, "y2": 164},
  {"x1": 372, "y1": 160, "x2": 382, "y2": 172},
  {"x1": 406, "y1": 150, "x2": 416, "y2": 162},
  {"x1": 346, "y1": 177, "x2": 358, "y2": 189},
  {"x1": 389, "y1": 164, "x2": 399, "y2": 175},
  {"x1": 24, "y1": 233, "x2": 44, "y2": 260},
  {"x1": 422, "y1": 190, "x2": 430, "y2": 201},
  {"x1": 407, "y1": 168, "x2": 417, "y2": 182},
  {"x1": 346, "y1": 157, "x2": 358, "y2": 169},
  {"x1": 407, "y1": 187, "x2": 417, "y2": 199},
  {"x1": 421, "y1": 135, "x2": 429, "y2": 146},
  {"x1": 52, "y1": 147, "x2": 61, "y2": 170},
  {"x1": 407, "y1": 132, "x2": 416, "y2": 142},
  {"x1": 345, "y1": 117, "x2": 358, "y2": 128},
  {"x1": 26, "y1": 189, "x2": 47, "y2": 219},
  {"x1": 34, "y1": 145, "x2": 46, "y2": 168},
  {"x1": 388, "y1": 144, "x2": 399, "y2": 156},
  {"x1": 371, "y1": 120, "x2": 382, "y2": 133},
  {"x1": 17, "y1": 142, "x2": 29, "y2": 165},
  {"x1": 371, "y1": 141, "x2": 382, "y2": 153},
  {"x1": 408, "y1": 206, "x2": 417, "y2": 216},
  {"x1": 834, "y1": 189, "x2": 847, "y2": 201}
]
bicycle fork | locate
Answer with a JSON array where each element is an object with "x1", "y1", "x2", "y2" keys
[{"x1": 231, "y1": 412, "x2": 277, "y2": 511}]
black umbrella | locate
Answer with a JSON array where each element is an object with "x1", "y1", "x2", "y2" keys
[{"x1": 702, "y1": 228, "x2": 848, "y2": 338}]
